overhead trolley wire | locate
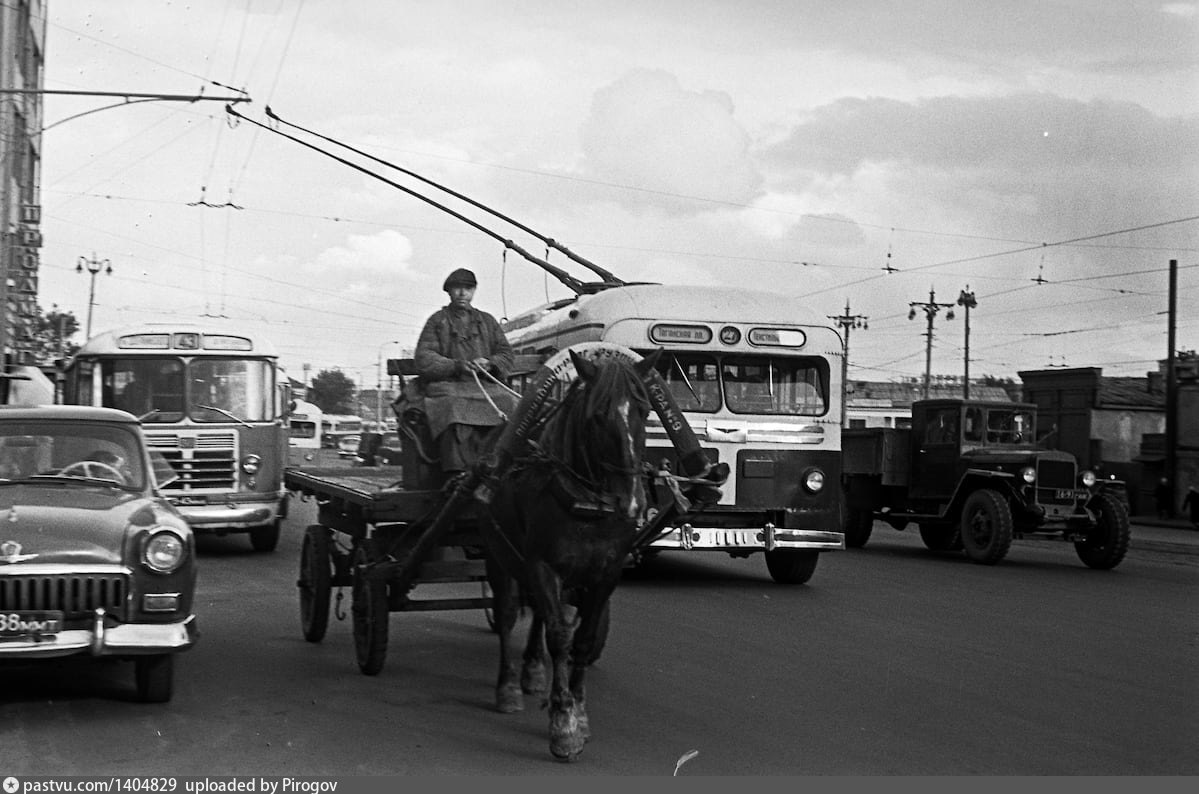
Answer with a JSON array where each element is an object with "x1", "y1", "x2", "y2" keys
[
  {"x1": 262, "y1": 106, "x2": 625, "y2": 287},
  {"x1": 225, "y1": 104, "x2": 592, "y2": 296}
]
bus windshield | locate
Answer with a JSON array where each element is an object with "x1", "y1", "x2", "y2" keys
[
  {"x1": 102, "y1": 358, "x2": 275, "y2": 423},
  {"x1": 649, "y1": 352, "x2": 828, "y2": 416}
]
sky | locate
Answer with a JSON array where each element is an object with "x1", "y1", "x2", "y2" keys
[{"x1": 35, "y1": 0, "x2": 1199, "y2": 390}]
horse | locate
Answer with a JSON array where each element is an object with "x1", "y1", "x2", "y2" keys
[{"x1": 477, "y1": 348, "x2": 656, "y2": 761}]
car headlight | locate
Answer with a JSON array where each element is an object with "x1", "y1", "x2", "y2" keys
[
  {"x1": 241, "y1": 454, "x2": 262, "y2": 474},
  {"x1": 1080, "y1": 470, "x2": 1097, "y2": 488},
  {"x1": 143, "y1": 529, "x2": 186, "y2": 574},
  {"x1": 1021, "y1": 466, "x2": 1036, "y2": 484},
  {"x1": 802, "y1": 468, "x2": 825, "y2": 493}
]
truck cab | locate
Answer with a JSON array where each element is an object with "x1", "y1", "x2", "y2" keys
[{"x1": 842, "y1": 398, "x2": 1130, "y2": 568}]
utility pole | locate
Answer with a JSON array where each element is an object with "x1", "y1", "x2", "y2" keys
[
  {"x1": 76, "y1": 253, "x2": 112, "y2": 338},
  {"x1": 376, "y1": 340, "x2": 402, "y2": 430},
  {"x1": 1165, "y1": 259, "x2": 1178, "y2": 517},
  {"x1": 957, "y1": 287, "x2": 978, "y2": 399},
  {"x1": 828, "y1": 300, "x2": 868, "y2": 426},
  {"x1": 909, "y1": 287, "x2": 955, "y2": 400}
]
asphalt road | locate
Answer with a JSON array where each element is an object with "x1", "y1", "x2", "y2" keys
[{"x1": 4, "y1": 500, "x2": 1197, "y2": 776}]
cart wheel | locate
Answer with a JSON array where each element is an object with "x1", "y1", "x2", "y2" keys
[
  {"x1": 352, "y1": 544, "x2": 389, "y2": 676},
  {"x1": 298, "y1": 525, "x2": 333, "y2": 642}
]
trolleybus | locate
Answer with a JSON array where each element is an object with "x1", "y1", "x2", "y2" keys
[
  {"x1": 61, "y1": 322, "x2": 289, "y2": 551},
  {"x1": 503, "y1": 283, "x2": 845, "y2": 584}
]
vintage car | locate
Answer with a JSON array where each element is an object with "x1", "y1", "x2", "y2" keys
[{"x1": 0, "y1": 405, "x2": 198, "y2": 702}]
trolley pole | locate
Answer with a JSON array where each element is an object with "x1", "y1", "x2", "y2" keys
[
  {"x1": 909, "y1": 288, "x2": 955, "y2": 400},
  {"x1": 957, "y1": 287, "x2": 978, "y2": 399},
  {"x1": 828, "y1": 300, "x2": 868, "y2": 426}
]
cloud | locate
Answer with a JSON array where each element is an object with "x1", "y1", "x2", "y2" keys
[{"x1": 579, "y1": 69, "x2": 764, "y2": 214}]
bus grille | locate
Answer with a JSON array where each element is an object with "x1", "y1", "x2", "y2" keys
[
  {"x1": 146, "y1": 432, "x2": 238, "y2": 491},
  {"x1": 0, "y1": 573, "x2": 128, "y2": 619}
]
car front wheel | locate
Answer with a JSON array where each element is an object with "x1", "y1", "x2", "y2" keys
[{"x1": 135, "y1": 654, "x2": 174, "y2": 703}]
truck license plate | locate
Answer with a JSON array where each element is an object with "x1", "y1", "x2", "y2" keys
[
  {"x1": 1055, "y1": 488, "x2": 1083, "y2": 500},
  {"x1": 0, "y1": 610, "x2": 64, "y2": 639}
]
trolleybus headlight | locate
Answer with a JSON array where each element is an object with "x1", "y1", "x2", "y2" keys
[
  {"x1": 802, "y1": 468, "x2": 826, "y2": 493},
  {"x1": 1080, "y1": 470, "x2": 1097, "y2": 488},
  {"x1": 142, "y1": 529, "x2": 186, "y2": 574},
  {"x1": 1021, "y1": 466, "x2": 1036, "y2": 484},
  {"x1": 241, "y1": 454, "x2": 262, "y2": 474}
]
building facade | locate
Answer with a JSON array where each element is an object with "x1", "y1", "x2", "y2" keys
[{"x1": 0, "y1": 0, "x2": 47, "y2": 369}]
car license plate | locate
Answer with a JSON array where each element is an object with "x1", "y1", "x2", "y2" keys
[{"x1": 0, "y1": 610, "x2": 64, "y2": 639}]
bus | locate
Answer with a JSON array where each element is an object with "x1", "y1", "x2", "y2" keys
[
  {"x1": 288, "y1": 398, "x2": 323, "y2": 449},
  {"x1": 503, "y1": 283, "x2": 846, "y2": 584},
  {"x1": 61, "y1": 322, "x2": 289, "y2": 552},
  {"x1": 319, "y1": 414, "x2": 363, "y2": 448}
]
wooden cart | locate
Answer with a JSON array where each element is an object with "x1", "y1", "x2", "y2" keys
[{"x1": 285, "y1": 464, "x2": 498, "y2": 675}]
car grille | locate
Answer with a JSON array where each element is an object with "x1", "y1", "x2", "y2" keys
[
  {"x1": 146, "y1": 431, "x2": 237, "y2": 491},
  {"x1": 0, "y1": 573, "x2": 128, "y2": 619},
  {"x1": 1036, "y1": 458, "x2": 1077, "y2": 505}
]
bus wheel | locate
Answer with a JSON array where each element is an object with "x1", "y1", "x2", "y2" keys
[
  {"x1": 764, "y1": 549, "x2": 819, "y2": 584},
  {"x1": 250, "y1": 520, "x2": 281, "y2": 553}
]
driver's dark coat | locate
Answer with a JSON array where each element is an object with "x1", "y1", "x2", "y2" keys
[{"x1": 414, "y1": 303, "x2": 517, "y2": 438}]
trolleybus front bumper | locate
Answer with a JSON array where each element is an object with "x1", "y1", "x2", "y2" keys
[{"x1": 648, "y1": 523, "x2": 845, "y2": 552}]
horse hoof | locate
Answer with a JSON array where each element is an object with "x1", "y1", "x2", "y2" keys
[
  {"x1": 550, "y1": 711, "x2": 585, "y2": 760},
  {"x1": 521, "y1": 663, "x2": 548, "y2": 695},
  {"x1": 496, "y1": 685, "x2": 524, "y2": 714}
]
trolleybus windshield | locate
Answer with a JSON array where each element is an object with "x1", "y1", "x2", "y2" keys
[{"x1": 646, "y1": 351, "x2": 828, "y2": 417}]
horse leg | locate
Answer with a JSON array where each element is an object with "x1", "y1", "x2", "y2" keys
[
  {"x1": 521, "y1": 610, "x2": 548, "y2": 696},
  {"x1": 528, "y1": 563, "x2": 585, "y2": 762},
  {"x1": 568, "y1": 588, "x2": 616, "y2": 744},
  {"x1": 487, "y1": 559, "x2": 524, "y2": 714}
]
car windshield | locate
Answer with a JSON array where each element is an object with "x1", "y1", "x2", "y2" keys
[{"x1": 0, "y1": 421, "x2": 147, "y2": 489}]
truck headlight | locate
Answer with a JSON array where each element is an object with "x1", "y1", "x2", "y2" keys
[
  {"x1": 241, "y1": 454, "x2": 262, "y2": 474},
  {"x1": 802, "y1": 468, "x2": 825, "y2": 493},
  {"x1": 142, "y1": 529, "x2": 187, "y2": 574},
  {"x1": 1080, "y1": 470, "x2": 1097, "y2": 487},
  {"x1": 1021, "y1": 466, "x2": 1036, "y2": 484}
]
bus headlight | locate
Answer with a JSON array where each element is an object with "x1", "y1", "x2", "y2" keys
[
  {"x1": 802, "y1": 468, "x2": 825, "y2": 493},
  {"x1": 1080, "y1": 470, "x2": 1097, "y2": 488},
  {"x1": 142, "y1": 529, "x2": 187, "y2": 574},
  {"x1": 1021, "y1": 466, "x2": 1036, "y2": 484},
  {"x1": 241, "y1": 454, "x2": 262, "y2": 474}
]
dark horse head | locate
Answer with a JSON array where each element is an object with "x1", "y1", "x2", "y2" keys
[{"x1": 481, "y1": 348, "x2": 657, "y2": 761}]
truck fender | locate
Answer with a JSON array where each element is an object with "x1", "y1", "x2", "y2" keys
[{"x1": 943, "y1": 470, "x2": 1019, "y2": 520}]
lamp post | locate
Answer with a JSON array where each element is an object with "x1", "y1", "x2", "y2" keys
[
  {"x1": 76, "y1": 253, "x2": 112, "y2": 338},
  {"x1": 908, "y1": 287, "x2": 955, "y2": 400},
  {"x1": 828, "y1": 300, "x2": 868, "y2": 426},
  {"x1": 956, "y1": 287, "x2": 978, "y2": 399},
  {"x1": 376, "y1": 340, "x2": 402, "y2": 430}
]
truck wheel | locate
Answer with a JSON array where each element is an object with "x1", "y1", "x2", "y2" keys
[
  {"x1": 764, "y1": 550, "x2": 819, "y2": 584},
  {"x1": 250, "y1": 520, "x2": 281, "y2": 553},
  {"x1": 352, "y1": 545, "x2": 389, "y2": 676},
  {"x1": 960, "y1": 489, "x2": 1013, "y2": 565},
  {"x1": 299, "y1": 525, "x2": 333, "y2": 642},
  {"x1": 1075, "y1": 492, "x2": 1130, "y2": 570},
  {"x1": 843, "y1": 508, "x2": 874, "y2": 549}
]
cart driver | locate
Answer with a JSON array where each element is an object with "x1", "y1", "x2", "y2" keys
[{"x1": 413, "y1": 268, "x2": 517, "y2": 479}]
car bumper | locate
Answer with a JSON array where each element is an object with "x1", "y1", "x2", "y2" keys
[
  {"x1": 171, "y1": 496, "x2": 283, "y2": 529},
  {"x1": 0, "y1": 611, "x2": 198, "y2": 659},
  {"x1": 648, "y1": 524, "x2": 845, "y2": 552}
]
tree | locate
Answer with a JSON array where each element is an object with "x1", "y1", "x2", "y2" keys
[
  {"x1": 28, "y1": 305, "x2": 82, "y2": 364},
  {"x1": 308, "y1": 369, "x2": 357, "y2": 414}
]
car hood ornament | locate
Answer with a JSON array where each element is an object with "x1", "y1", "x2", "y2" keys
[{"x1": 0, "y1": 539, "x2": 38, "y2": 564}]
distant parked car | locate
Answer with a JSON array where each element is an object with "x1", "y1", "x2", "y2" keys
[
  {"x1": 336, "y1": 434, "x2": 362, "y2": 457},
  {"x1": 0, "y1": 406, "x2": 198, "y2": 702}
]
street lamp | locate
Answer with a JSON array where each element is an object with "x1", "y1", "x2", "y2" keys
[
  {"x1": 957, "y1": 287, "x2": 978, "y2": 399},
  {"x1": 76, "y1": 253, "x2": 112, "y2": 338},
  {"x1": 909, "y1": 287, "x2": 955, "y2": 400},
  {"x1": 376, "y1": 340, "x2": 402, "y2": 429}
]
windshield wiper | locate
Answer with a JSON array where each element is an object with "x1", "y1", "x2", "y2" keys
[
  {"x1": 195, "y1": 404, "x2": 253, "y2": 427},
  {"x1": 671, "y1": 357, "x2": 702, "y2": 407}
]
